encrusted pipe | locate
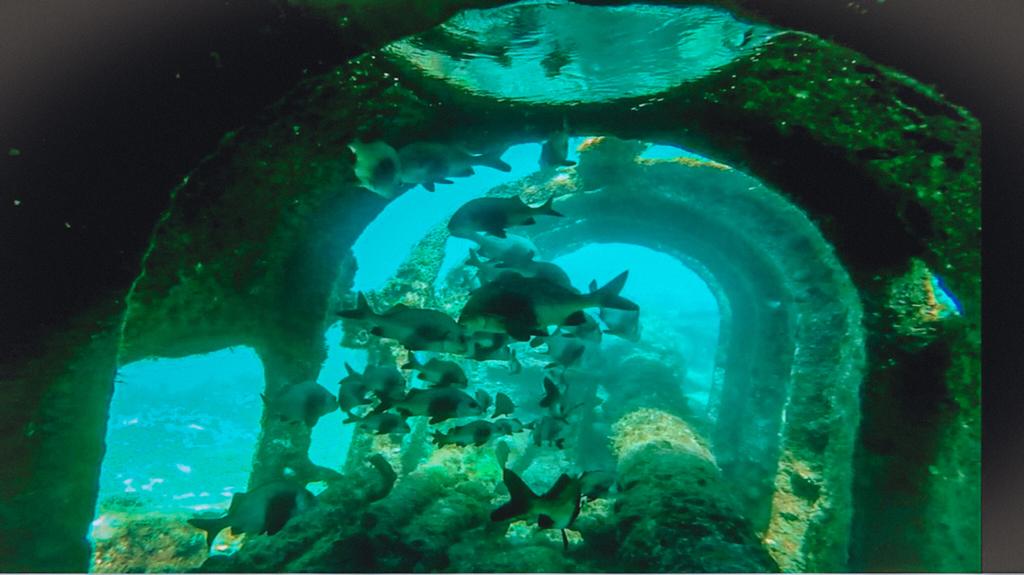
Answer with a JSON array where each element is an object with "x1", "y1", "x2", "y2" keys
[{"x1": 611, "y1": 408, "x2": 778, "y2": 573}]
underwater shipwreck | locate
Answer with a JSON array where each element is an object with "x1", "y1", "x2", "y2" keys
[{"x1": 2, "y1": 0, "x2": 979, "y2": 573}]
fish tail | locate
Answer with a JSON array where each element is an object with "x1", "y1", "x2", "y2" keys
[
  {"x1": 477, "y1": 149, "x2": 512, "y2": 172},
  {"x1": 187, "y1": 516, "x2": 229, "y2": 549},
  {"x1": 591, "y1": 271, "x2": 629, "y2": 306},
  {"x1": 338, "y1": 292, "x2": 374, "y2": 320},
  {"x1": 491, "y1": 468, "x2": 537, "y2": 522},
  {"x1": 536, "y1": 196, "x2": 563, "y2": 218},
  {"x1": 508, "y1": 350, "x2": 522, "y2": 374}
]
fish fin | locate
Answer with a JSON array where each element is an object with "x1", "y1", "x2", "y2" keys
[
  {"x1": 539, "y1": 378, "x2": 559, "y2": 407},
  {"x1": 566, "y1": 345, "x2": 585, "y2": 367},
  {"x1": 563, "y1": 310, "x2": 586, "y2": 326},
  {"x1": 491, "y1": 468, "x2": 537, "y2": 522},
  {"x1": 429, "y1": 415, "x2": 446, "y2": 425},
  {"x1": 368, "y1": 454, "x2": 398, "y2": 491},
  {"x1": 543, "y1": 362, "x2": 560, "y2": 370},
  {"x1": 344, "y1": 362, "x2": 359, "y2": 377},
  {"x1": 401, "y1": 355, "x2": 420, "y2": 370},
  {"x1": 495, "y1": 441, "x2": 510, "y2": 469},
  {"x1": 437, "y1": 178, "x2": 454, "y2": 184},
  {"x1": 508, "y1": 350, "x2": 522, "y2": 374},
  {"x1": 431, "y1": 430, "x2": 447, "y2": 446},
  {"x1": 187, "y1": 516, "x2": 229, "y2": 550},
  {"x1": 456, "y1": 167, "x2": 475, "y2": 177},
  {"x1": 467, "y1": 249, "x2": 483, "y2": 267},
  {"x1": 342, "y1": 415, "x2": 360, "y2": 424},
  {"x1": 592, "y1": 271, "x2": 629, "y2": 304},
  {"x1": 538, "y1": 196, "x2": 564, "y2": 217},
  {"x1": 260, "y1": 393, "x2": 268, "y2": 405},
  {"x1": 530, "y1": 336, "x2": 547, "y2": 348},
  {"x1": 304, "y1": 413, "x2": 320, "y2": 428},
  {"x1": 556, "y1": 438, "x2": 566, "y2": 449},
  {"x1": 588, "y1": 279, "x2": 598, "y2": 293},
  {"x1": 369, "y1": 326, "x2": 384, "y2": 337},
  {"x1": 560, "y1": 160, "x2": 577, "y2": 167},
  {"x1": 338, "y1": 292, "x2": 372, "y2": 319},
  {"x1": 488, "y1": 227, "x2": 508, "y2": 239},
  {"x1": 424, "y1": 182, "x2": 435, "y2": 192},
  {"x1": 477, "y1": 150, "x2": 512, "y2": 172},
  {"x1": 562, "y1": 529, "x2": 569, "y2": 551}
]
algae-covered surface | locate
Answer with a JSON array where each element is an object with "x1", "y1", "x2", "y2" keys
[{"x1": 3, "y1": 1, "x2": 978, "y2": 573}]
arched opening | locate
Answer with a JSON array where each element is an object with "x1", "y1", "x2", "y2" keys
[
  {"x1": 89, "y1": 347, "x2": 265, "y2": 571},
  {"x1": 70, "y1": 1, "x2": 975, "y2": 571}
]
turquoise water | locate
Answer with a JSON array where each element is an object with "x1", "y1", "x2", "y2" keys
[
  {"x1": 387, "y1": 1, "x2": 778, "y2": 104},
  {"x1": 96, "y1": 138, "x2": 721, "y2": 543},
  {"x1": 96, "y1": 347, "x2": 264, "y2": 515}
]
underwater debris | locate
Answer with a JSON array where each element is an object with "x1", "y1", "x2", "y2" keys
[{"x1": 887, "y1": 258, "x2": 963, "y2": 347}]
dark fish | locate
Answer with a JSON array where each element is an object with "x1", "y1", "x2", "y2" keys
[
  {"x1": 448, "y1": 195, "x2": 563, "y2": 239},
  {"x1": 261, "y1": 381, "x2": 338, "y2": 428},
  {"x1": 432, "y1": 419, "x2": 497, "y2": 447},
  {"x1": 402, "y1": 354, "x2": 468, "y2": 388},
  {"x1": 349, "y1": 141, "x2": 403, "y2": 199},
  {"x1": 540, "y1": 47, "x2": 572, "y2": 79},
  {"x1": 493, "y1": 417, "x2": 525, "y2": 435},
  {"x1": 459, "y1": 271, "x2": 629, "y2": 341},
  {"x1": 398, "y1": 142, "x2": 511, "y2": 192},
  {"x1": 589, "y1": 279, "x2": 642, "y2": 341},
  {"x1": 343, "y1": 411, "x2": 411, "y2": 436},
  {"x1": 342, "y1": 362, "x2": 407, "y2": 404},
  {"x1": 475, "y1": 389, "x2": 493, "y2": 412},
  {"x1": 380, "y1": 387, "x2": 484, "y2": 424},
  {"x1": 338, "y1": 293, "x2": 469, "y2": 354},
  {"x1": 495, "y1": 440, "x2": 511, "y2": 469},
  {"x1": 539, "y1": 117, "x2": 576, "y2": 169},
  {"x1": 187, "y1": 481, "x2": 316, "y2": 548},
  {"x1": 492, "y1": 259, "x2": 574, "y2": 289},
  {"x1": 579, "y1": 469, "x2": 616, "y2": 502},
  {"x1": 531, "y1": 313, "x2": 602, "y2": 369},
  {"x1": 530, "y1": 415, "x2": 571, "y2": 449},
  {"x1": 470, "y1": 233, "x2": 538, "y2": 265},
  {"x1": 337, "y1": 364, "x2": 373, "y2": 415},
  {"x1": 492, "y1": 392, "x2": 516, "y2": 418},
  {"x1": 467, "y1": 332, "x2": 522, "y2": 373},
  {"x1": 491, "y1": 468, "x2": 583, "y2": 550}
]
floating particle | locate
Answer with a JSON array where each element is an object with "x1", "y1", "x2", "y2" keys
[
  {"x1": 8, "y1": 148, "x2": 20, "y2": 157},
  {"x1": 176, "y1": 463, "x2": 192, "y2": 474},
  {"x1": 13, "y1": 199, "x2": 21, "y2": 206},
  {"x1": 188, "y1": 423, "x2": 205, "y2": 431}
]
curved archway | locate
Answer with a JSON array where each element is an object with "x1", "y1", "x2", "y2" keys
[{"x1": 93, "y1": 4, "x2": 977, "y2": 572}]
